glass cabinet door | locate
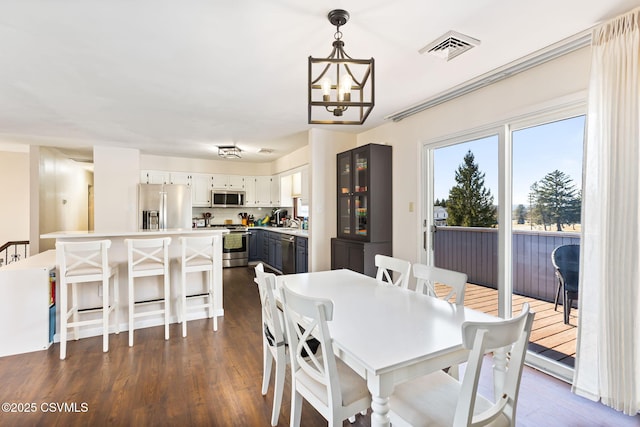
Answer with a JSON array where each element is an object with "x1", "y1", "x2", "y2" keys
[
  {"x1": 353, "y1": 148, "x2": 369, "y2": 238},
  {"x1": 337, "y1": 147, "x2": 372, "y2": 240},
  {"x1": 338, "y1": 198, "x2": 351, "y2": 235},
  {"x1": 338, "y1": 153, "x2": 352, "y2": 194},
  {"x1": 355, "y1": 195, "x2": 368, "y2": 236},
  {"x1": 353, "y1": 150, "x2": 369, "y2": 193}
]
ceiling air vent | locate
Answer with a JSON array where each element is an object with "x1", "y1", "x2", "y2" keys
[{"x1": 419, "y1": 30, "x2": 480, "y2": 61}]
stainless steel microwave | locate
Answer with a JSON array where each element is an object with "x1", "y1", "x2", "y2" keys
[{"x1": 212, "y1": 190, "x2": 245, "y2": 207}]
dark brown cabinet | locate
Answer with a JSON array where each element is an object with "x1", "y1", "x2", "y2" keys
[{"x1": 331, "y1": 143, "x2": 392, "y2": 277}]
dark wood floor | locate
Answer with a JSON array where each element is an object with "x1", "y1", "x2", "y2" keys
[{"x1": 0, "y1": 266, "x2": 637, "y2": 426}]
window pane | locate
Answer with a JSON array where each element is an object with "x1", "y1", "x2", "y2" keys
[
  {"x1": 433, "y1": 135, "x2": 499, "y2": 313},
  {"x1": 512, "y1": 115, "x2": 585, "y2": 368}
]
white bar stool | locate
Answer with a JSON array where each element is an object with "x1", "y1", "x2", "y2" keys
[
  {"x1": 178, "y1": 235, "x2": 221, "y2": 337},
  {"x1": 124, "y1": 237, "x2": 172, "y2": 347},
  {"x1": 56, "y1": 239, "x2": 119, "y2": 360}
]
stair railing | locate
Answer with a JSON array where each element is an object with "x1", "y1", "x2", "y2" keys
[{"x1": 0, "y1": 241, "x2": 29, "y2": 267}]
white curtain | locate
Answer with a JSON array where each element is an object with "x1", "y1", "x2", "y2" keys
[{"x1": 573, "y1": 8, "x2": 640, "y2": 415}]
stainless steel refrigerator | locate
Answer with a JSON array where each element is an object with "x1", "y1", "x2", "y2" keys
[{"x1": 138, "y1": 184, "x2": 192, "y2": 230}]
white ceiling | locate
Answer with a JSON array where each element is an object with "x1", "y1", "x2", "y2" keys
[{"x1": 0, "y1": 1, "x2": 638, "y2": 162}]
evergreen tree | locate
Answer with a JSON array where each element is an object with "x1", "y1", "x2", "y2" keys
[
  {"x1": 531, "y1": 170, "x2": 581, "y2": 231},
  {"x1": 514, "y1": 204, "x2": 527, "y2": 224},
  {"x1": 446, "y1": 150, "x2": 497, "y2": 227}
]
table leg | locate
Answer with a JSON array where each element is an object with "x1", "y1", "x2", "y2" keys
[
  {"x1": 367, "y1": 374, "x2": 393, "y2": 427},
  {"x1": 370, "y1": 395, "x2": 391, "y2": 427}
]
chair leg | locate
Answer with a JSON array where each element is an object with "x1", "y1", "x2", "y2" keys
[
  {"x1": 554, "y1": 278, "x2": 563, "y2": 311},
  {"x1": 182, "y1": 270, "x2": 188, "y2": 338},
  {"x1": 102, "y1": 276, "x2": 109, "y2": 353},
  {"x1": 271, "y1": 350, "x2": 285, "y2": 427},
  {"x1": 164, "y1": 269, "x2": 170, "y2": 340},
  {"x1": 129, "y1": 275, "x2": 135, "y2": 347},
  {"x1": 262, "y1": 342, "x2": 272, "y2": 396},
  {"x1": 291, "y1": 389, "x2": 303, "y2": 427},
  {"x1": 60, "y1": 280, "x2": 68, "y2": 360},
  {"x1": 564, "y1": 291, "x2": 570, "y2": 325},
  {"x1": 209, "y1": 270, "x2": 218, "y2": 332},
  {"x1": 71, "y1": 283, "x2": 80, "y2": 340},
  {"x1": 113, "y1": 270, "x2": 119, "y2": 334}
]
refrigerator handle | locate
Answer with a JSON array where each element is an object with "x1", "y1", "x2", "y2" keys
[{"x1": 161, "y1": 191, "x2": 167, "y2": 230}]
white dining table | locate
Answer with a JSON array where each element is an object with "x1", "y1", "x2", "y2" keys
[{"x1": 277, "y1": 268, "x2": 500, "y2": 427}]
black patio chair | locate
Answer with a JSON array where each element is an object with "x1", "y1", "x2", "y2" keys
[{"x1": 551, "y1": 244, "x2": 580, "y2": 325}]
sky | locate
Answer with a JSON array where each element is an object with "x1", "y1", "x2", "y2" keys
[{"x1": 433, "y1": 115, "x2": 585, "y2": 206}]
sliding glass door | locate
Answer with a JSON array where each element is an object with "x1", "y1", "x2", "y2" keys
[
  {"x1": 511, "y1": 114, "x2": 584, "y2": 376},
  {"x1": 422, "y1": 105, "x2": 586, "y2": 381},
  {"x1": 428, "y1": 131, "x2": 501, "y2": 316}
]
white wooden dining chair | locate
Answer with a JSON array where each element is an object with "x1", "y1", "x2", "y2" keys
[
  {"x1": 412, "y1": 263, "x2": 467, "y2": 305},
  {"x1": 375, "y1": 254, "x2": 411, "y2": 289},
  {"x1": 389, "y1": 303, "x2": 535, "y2": 427},
  {"x1": 281, "y1": 282, "x2": 371, "y2": 427},
  {"x1": 124, "y1": 237, "x2": 171, "y2": 347},
  {"x1": 413, "y1": 263, "x2": 469, "y2": 379},
  {"x1": 56, "y1": 239, "x2": 119, "y2": 360},
  {"x1": 178, "y1": 235, "x2": 221, "y2": 337},
  {"x1": 254, "y1": 263, "x2": 288, "y2": 426}
]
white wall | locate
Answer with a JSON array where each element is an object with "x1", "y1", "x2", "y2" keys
[
  {"x1": 35, "y1": 147, "x2": 93, "y2": 251},
  {"x1": 0, "y1": 147, "x2": 30, "y2": 251},
  {"x1": 93, "y1": 146, "x2": 139, "y2": 232},
  {"x1": 356, "y1": 47, "x2": 592, "y2": 268},
  {"x1": 140, "y1": 153, "x2": 272, "y2": 176},
  {"x1": 308, "y1": 128, "x2": 356, "y2": 271},
  {"x1": 141, "y1": 144, "x2": 310, "y2": 177}
]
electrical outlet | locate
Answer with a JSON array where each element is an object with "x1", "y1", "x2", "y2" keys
[{"x1": 409, "y1": 202, "x2": 414, "y2": 213}]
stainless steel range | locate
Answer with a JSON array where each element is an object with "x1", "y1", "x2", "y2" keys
[{"x1": 208, "y1": 224, "x2": 249, "y2": 267}]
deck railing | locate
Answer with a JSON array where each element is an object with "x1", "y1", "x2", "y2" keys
[
  {"x1": 434, "y1": 226, "x2": 580, "y2": 303},
  {"x1": 0, "y1": 241, "x2": 30, "y2": 267}
]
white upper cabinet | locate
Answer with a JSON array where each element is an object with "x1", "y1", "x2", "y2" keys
[
  {"x1": 191, "y1": 174, "x2": 213, "y2": 207},
  {"x1": 256, "y1": 176, "x2": 273, "y2": 206},
  {"x1": 211, "y1": 174, "x2": 246, "y2": 190},
  {"x1": 244, "y1": 177, "x2": 258, "y2": 206},
  {"x1": 211, "y1": 174, "x2": 228, "y2": 189},
  {"x1": 169, "y1": 172, "x2": 191, "y2": 186},
  {"x1": 228, "y1": 175, "x2": 245, "y2": 190},
  {"x1": 140, "y1": 170, "x2": 170, "y2": 184},
  {"x1": 280, "y1": 174, "x2": 293, "y2": 207},
  {"x1": 246, "y1": 176, "x2": 278, "y2": 207},
  {"x1": 270, "y1": 176, "x2": 281, "y2": 207}
]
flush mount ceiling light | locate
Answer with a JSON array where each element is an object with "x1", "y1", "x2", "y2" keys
[
  {"x1": 308, "y1": 9, "x2": 374, "y2": 125},
  {"x1": 218, "y1": 145, "x2": 242, "y2": 159}
]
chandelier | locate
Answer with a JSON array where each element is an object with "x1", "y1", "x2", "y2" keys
[
  {"x1": 308, "y1": 9, "x2": 374, "y2": 125},
  {"x1": 218, "y1": 145, "x2": 242, "y2": 159}
]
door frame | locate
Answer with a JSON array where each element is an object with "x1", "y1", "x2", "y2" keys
[{"x1": 419, "y1": 97, "x2": 587, "y2": 382}]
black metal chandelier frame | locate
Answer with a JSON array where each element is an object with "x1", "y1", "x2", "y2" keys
[{"x1": 308, "y1": 9, "x2": 375, "y2": 125}]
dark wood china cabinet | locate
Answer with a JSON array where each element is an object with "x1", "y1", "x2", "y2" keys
[{"x1": 331, "y1": 143, "x2": 392, "y2": 277}]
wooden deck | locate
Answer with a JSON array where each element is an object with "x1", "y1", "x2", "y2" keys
[{"x1": 436, "y1": 283, "x2": 578, "y2": 367}]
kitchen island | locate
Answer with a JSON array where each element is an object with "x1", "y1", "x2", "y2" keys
[
  {"x1": 0, "y1": 250, "x2": 56, "y2": 357},
  {"x1": 40, "y1": 228, "x2": 227, "y2": 345}
]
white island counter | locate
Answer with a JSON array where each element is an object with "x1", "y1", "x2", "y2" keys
[{"x1": 40, "y1": 228, "x2": 227, "y2": 344}]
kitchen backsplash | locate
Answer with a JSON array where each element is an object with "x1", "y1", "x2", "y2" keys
[{"x1": 192, "y1": 207, "x2": 277, "y2": 224}]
